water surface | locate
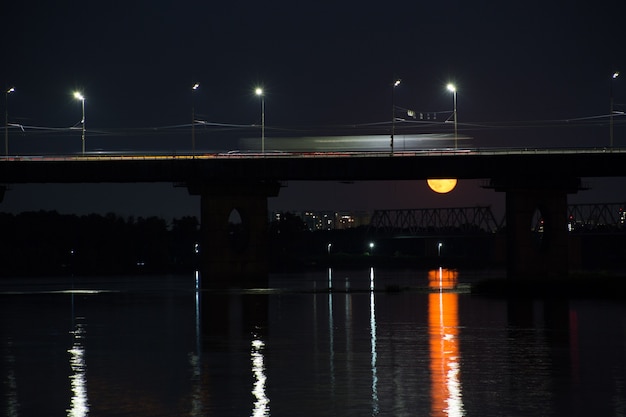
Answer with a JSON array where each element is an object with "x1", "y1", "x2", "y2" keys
[{"x1": 1, "y1": 269, "x2": 625, "y2": 416}]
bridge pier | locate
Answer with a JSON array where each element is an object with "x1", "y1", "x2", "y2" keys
[
  {"x1": 188, "y1": 181, "x2": 281, "y2": 288},
  {"x1": 490, "y1": 177, "x2": 582, "y2": 279}
]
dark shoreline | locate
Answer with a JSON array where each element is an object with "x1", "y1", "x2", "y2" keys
[{"x1": 469, "y1": 272, "x2": 626, "y2": 299}]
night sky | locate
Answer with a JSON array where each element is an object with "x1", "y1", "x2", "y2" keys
[{"x1": 2, "y1": 1, "x2": 625, "y2": 219}]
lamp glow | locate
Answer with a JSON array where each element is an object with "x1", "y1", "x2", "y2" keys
[
  {"x1": 391, "y1": 79, "x2": 401, "y2": 155},
  {"x1": 73, "y1": 91, "x2": 86, "y2": 154},
  {"x1": 446, "y1": 83, "x2": 458, "y2": 149},
  {"x1": 255, "y1": 87, "x2": 265, "y2": 153},
  {"x1": 191, "y1": 82, "x2": 200, "y2": 156},
  {"x1": 5, "y1": 87, "x2": 15, "y2": 157},
  {"x1": 610, "y1": 71, "x2": 620, "y2": 147}
]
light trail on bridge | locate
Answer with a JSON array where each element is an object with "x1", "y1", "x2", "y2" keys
[{"x1": 1, "y1": 146, "x2": 625, "y2": 163}]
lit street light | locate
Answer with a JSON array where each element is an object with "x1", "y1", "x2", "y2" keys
[
  {"x1": 73, "y1": 92, "x2": 86, "y2": 155},
  {"x1": 447, "y1": 83, "x2": 458, "y2": 149},
  {"x1": 391, "y1": 79, "x2": 401, "y2": 155},
  {"x1": 255, "y1": 87, "x2": 265, "y2": 153},
  {"x1": 5, "y1": 87, "x2": 15, "y2": 157},
  {"x1": 610, "y1": 71, "x2": 619, "y2": 148},
  {"x1": 192, "y1": 82, "x2": 200, "y2": 157}
]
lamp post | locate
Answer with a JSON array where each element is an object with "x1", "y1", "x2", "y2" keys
[
  {"x1": 391, "y1": 79, "x2": 401, "y2": 155},
  {"x1": 73, "y1": 92, "x2": 86, "y2": 155},
  {"x1": 255, "y1": 87, "x2": 265, "y2": 153},
  {"x1": 447, "y1": 83, "x2": 458, "y2": 149},
  {"x1": 5, "y1": 87, "x2": 15, "y2": 157},
  {"x1": 610, "y1": 71, "x2": 619, "y2": 148},
  {"x1": 192, "y1": 82, "x2": 199, "y2": 157}
]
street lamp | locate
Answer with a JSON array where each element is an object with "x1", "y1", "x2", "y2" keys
[
  {"x1": 610, "y1": 71, "x2": 619, "y2": 148},
  {"x1": 5, "y1": 87, "x2": 15, "y2": 157},
  {"x1": 255, "y1": 87, "x2": 265, "y2": 153},
  {"x1": 447, "y1": 83, "x2": 458, "y2": 149},
  {"x1": 192, "y1": 82, "x2": 200, "y2": 157},
  {"x1": 73, "y1": 91, "x2": 86, "y2": 155},
  {"x1": 391, "y1": 79, "x2": 401, "y2": 155}
]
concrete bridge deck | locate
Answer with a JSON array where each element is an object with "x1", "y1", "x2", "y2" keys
[{"x1": 0, "y1": 148, "x2": 624, "y2": 184}]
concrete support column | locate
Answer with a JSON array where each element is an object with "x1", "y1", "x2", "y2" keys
[
  {"x1": 190, "y1": 181, "x2": 280, "y2": 288},
  {"x1": 491, "y1": 177, "x2": 581, "y2": 279},
  {"x1": 505, "y1": 188, "x2": 569, "y2": 279}
]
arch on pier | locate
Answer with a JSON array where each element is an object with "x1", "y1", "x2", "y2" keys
[
  {"x1": 489, "y1": 176, "x2": 582, "y2": 279},
  {"x1": 189, "y1": 181, "x2": 281, "y2": 288}
]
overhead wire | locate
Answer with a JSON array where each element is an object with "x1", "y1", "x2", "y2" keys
[{"x1": 4, "y1": 111, "x2": 625, "y2": 140}]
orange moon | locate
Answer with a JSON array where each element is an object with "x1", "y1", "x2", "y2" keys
[{"x1": 427, "y1": 179, "x2": 457, "y2": 193}]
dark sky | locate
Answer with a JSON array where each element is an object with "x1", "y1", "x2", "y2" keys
[{"x1": 2, "y1": 1, "x2": 626, "y2": 219}]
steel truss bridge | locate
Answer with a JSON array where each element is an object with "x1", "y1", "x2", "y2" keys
[
  {"x1": 369, "y1": 207, "x2": 503, "y2": 235},
  {"x1": 567, "y1": 202, "x2": 626, "y2": 232},
  {"x1": 369, "y1": 203, "x2": 626, "y2": 235}
]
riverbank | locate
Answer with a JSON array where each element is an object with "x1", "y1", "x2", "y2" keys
[{"x1": 470, "y1": 271, "x2": 626, "y2": 299}]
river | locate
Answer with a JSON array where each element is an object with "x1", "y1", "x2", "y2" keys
[{"x1": 1, "y1": 269, "x2": 625, "y2": 416}]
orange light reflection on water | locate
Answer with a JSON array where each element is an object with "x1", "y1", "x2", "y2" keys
[{"x1": 428, "y1": 268, "x2": 464, "y2": 416}]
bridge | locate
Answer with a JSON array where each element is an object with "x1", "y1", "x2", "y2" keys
[
  {"x1": 369, "y1": 203, "x2": 626, "y2": 235},
  {"x1": 1, "y1": 147, "x2": 625, "y2": 286},
  {"x1": 0, "y1": 148, "x2": 624, "y2": 182},
  {"x1": 369, "y1": 206, "x2": 504, "y2": 235}
]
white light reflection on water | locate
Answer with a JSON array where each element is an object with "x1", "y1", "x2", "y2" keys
[
  {"x1": 345, "y1": 276, "x2": 353, "y2": 386},
  {"x1": 370, "y1": 267, "x2": 379, "y2": 415},
  {"x1": 251, "y1": 337, "x2": 270, "y2": 417},
  {"x1": 4, "y1": 340, "x2": 19, "y2": 417},
  {"x1": 328, "y1": 267, "x2": 335, "y2": 390},
  {"x1": 67, "y1": 321, "x2": 88, "y2": 417},
  {"x1": 190, "y1": 270, "x2": 203, "y2": 416},
  {"x1": 194, "y1": 270, "x2": 201, "y2": 356}
]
